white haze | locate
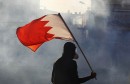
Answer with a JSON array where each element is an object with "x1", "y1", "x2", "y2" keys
[{"x1": 0, "y1": 0, "x2": 130, "y2": 84}]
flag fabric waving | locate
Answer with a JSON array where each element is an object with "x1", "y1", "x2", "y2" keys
[{"x1": 16, "y1": 14, "x2": 73, "y2": 52}]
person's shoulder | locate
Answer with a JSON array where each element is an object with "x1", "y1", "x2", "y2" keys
[
  {"x1": 55, "y1": 57, "x2": 62, "y2": 62},
  {"x1": 54, "y1": 57, "x2": 63, "y2": 65}
]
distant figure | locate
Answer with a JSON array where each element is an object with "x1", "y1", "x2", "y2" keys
[{"x1": 51, "y1": 42, "x2": 96, "y2": 84}]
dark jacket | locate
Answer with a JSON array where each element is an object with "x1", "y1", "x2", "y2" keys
[
  {"x1": 51, "y1": 57, "x2": 90, "y2": 84},
  {"x1": 51, "y1": 42, "x2": 93, "y2": 84}
]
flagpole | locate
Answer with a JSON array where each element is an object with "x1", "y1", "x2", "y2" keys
[{"x1": 58, "y1": 13, "x2": 94, "y2": 73}]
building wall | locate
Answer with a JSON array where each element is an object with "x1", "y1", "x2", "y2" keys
[{"x1": 108, "y1": 1, "x2": 130, "y2": 31}]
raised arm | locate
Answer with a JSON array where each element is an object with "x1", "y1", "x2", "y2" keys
[{"x1": 78, "y1": 72, "x2": 96, "y2": 83}]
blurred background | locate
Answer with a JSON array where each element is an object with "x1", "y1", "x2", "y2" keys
[{"x1": 0, "y1": 0, "x2": 130, "y2": 84}]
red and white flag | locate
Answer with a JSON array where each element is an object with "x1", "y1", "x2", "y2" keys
[{"x1": 16, "y1": 14, "x2": 73, "y2": 52}]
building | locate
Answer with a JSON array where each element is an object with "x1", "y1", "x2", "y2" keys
[{"x1": 108, "y1": 0, "x2": 130, "y2": 31}]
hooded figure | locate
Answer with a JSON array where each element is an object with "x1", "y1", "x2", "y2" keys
[{"x1": 51, "y1": 42, "x2": 96, "y2": 84}]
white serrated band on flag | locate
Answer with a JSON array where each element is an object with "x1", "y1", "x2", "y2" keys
[{"x1": 41, "y1": 14, "x2": 73, "y2": 41}]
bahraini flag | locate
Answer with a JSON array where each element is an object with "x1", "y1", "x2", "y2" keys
[{"x1": 16, "y1": 14, "x2": 73, "y2": 52}]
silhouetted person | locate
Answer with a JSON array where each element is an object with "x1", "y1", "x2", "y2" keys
[{"x1": 51, "y1": 42, "x2": 96, "y2": 84}]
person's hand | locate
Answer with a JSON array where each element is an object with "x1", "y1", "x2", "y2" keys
[{"x1": 90, "y1": 72, "x2": 96, "y2": 79}]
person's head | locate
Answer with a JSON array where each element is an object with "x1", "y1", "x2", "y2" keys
[{"x1": 62, "y1": 42, "x2": 78, "y2": 59}]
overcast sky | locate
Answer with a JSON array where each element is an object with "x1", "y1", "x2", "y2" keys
[
  {"x1": 0, "y1": 0, "x2": 130, "y2": 84},
  {"x1": 40, "y1": 0, "x2": 91, "y2": 13}
]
